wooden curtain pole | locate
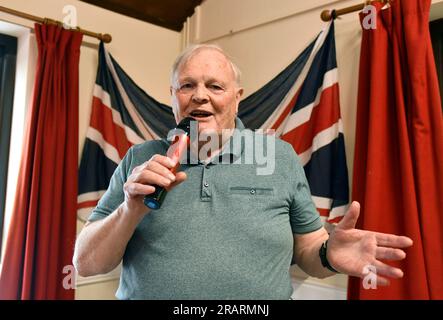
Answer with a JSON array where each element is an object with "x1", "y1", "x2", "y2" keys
[
  {"x1": 0, "y1": 5, "x2": 112, "y2": 43},
  {"x1": 321, "y1": 0, "x2": 390, "y2": 22}
]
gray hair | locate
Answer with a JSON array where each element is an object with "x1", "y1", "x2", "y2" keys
[{"x1": 171, "y1": 44, "x2": 242, "y2": 88}]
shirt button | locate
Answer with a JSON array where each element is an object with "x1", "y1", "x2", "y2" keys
[
  {"x1": 204, "y1": 182, "x2": 209, "y2": 188},
  {"x1": 250, "y1": 189, "x2": 256, "y2": 195}
]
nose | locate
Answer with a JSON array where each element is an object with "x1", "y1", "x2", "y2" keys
[{"x1": 191, "y1": 84, "x2": 209, "y2": 104}]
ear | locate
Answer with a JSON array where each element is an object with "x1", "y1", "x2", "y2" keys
[
  {"x1": 170, "y1": 87, "x2": 180, "y2": 124},
  {"x1": 236, "y1": 87, "x2": 244, "y2": 101},
  {"x1": 235, "y1": 87, "x2": 244, "y2": 114}
]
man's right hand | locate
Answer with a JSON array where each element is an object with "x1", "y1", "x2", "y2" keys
[{"x1": 122, "y1": 154, "x2": 187, "y2": 217}]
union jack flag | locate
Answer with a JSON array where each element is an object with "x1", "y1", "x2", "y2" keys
[{"x1": 78, "y1": 22, "x2": 349, "y2": 224}]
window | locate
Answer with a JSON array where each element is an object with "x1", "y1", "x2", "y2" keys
[{"x1": 0, "y1": 33, "x2": 18, "y2": 257}]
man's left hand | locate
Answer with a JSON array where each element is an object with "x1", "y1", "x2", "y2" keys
[{"x1": 327, "y1": 201, "x2": 413, "y2": 286}]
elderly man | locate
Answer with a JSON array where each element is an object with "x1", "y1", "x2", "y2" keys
[{"x1": 73, "y1": 44, "x2": 413, "y2": 299}]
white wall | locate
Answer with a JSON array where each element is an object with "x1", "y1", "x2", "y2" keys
[{"x1": 0, "y1": 0, "x2": 181, "y2": 300}]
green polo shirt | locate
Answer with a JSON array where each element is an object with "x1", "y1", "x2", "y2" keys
[{"x1": 88, "y1": 118, "x2": 322, "y2": 300}]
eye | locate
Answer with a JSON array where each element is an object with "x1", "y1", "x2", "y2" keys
[
  {"x1": 209, "y1": 84, "x2": 223, "y2": 91},
  {"x1": 180, "y1": 83, "x2": 194, "y2": 90}
]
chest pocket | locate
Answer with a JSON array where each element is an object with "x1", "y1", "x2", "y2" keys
[
  {"x1": 229, "y1": 186, "x2": 274, "y2": 196},
  {"x1": 227, "y1": 186, "x2": 278, "y2": 219}
]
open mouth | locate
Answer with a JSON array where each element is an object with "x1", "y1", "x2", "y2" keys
[{"x1": 189, "y1": 110, "x2": 213, "y2": 119}]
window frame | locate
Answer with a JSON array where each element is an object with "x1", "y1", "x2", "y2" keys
[
  {"x1": 430, "y1": 18, "x2": 443, "y2": 110},
  {"x1": 0, "y1": 33, "x2": 18, "y2": 258}
]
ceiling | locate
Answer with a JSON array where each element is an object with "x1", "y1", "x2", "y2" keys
[{"x1": 80, "y1": 0, "x2": 204, "y2": 32}]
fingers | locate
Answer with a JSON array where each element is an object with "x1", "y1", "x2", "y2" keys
[
  {"x1": 136, "y1": 155, "x2": 177, "y2": 172},
  {"x1": 358, "y1": 254, "x2": 408, "y2": 287},
  {"x1": 337, "y1": 201, "x2": 360, "y2": 230},
  {"x1": 144, "y1": 160, "x2": 177, "y2": 182},
  {"x1": 126, "y1": 154, "x2": 187, "y2": 199},
  {"x1": 373, "y1": 260, "x2": 404, "y2": 279},
  {"x1": 374, "y1": 233, "x2": 414, "y2": 248},
  {"x1": 151, "y1": 154, "x2": 177, "y2": 169},
  {"x1": 123, "y1": 182, "x2": 156, "y2": 198},
  {"x1": 360, "y1": 265, "x2": 391, "y2": 287},
  {"x1": 130, "y1": 155, "x2": 178, "y2": 187},
  {"x1": 166, "y1": 171, "x2": 187, "y2": 191},
  {"x1": 376, "y1": 275, "x2": 391, "y2": 287},
  {"x1": 133, "y1": 170, "x2": 174, "y2": 188},
  {"x1": 376, "y1": 247, "x2": 406, "y2": 261}
]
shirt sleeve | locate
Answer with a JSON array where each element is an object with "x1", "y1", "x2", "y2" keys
[
  {"x1": 87, "y1": 147, "x2": 133, "y2": 222},
  {"x1": 284, "y1": 143, "x2": 323, "y2": 234}
]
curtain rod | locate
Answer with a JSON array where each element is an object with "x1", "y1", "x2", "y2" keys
[
  {"x1": 0, "y1": 5, "x2": 112, "y2": 43},
  {"x1": 321, "y1": 0, "x2": 390, "y2": 21}
]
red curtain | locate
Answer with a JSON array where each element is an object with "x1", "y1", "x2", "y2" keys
[
  {"x1": 0, "y1": 24, "x2": 82, "y2": 299},
  {"x1": 349, "y1": 0, "x2": 443, "y2": 299}
]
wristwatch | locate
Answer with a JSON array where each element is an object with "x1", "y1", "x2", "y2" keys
[{"x1": 319, "y1": 240, "x2": 339, "y2": 273}]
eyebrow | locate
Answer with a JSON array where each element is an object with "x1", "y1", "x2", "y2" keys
[
  {"x1": 178, "y1": 76, "x2": 227, "y2": 85},
  {"x1": 178, "y1": 77, "x2": 195, "y2": 83}
]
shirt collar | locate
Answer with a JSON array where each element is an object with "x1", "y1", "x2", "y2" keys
[
  {"x1": 216, "y1": 117, "x2": 245, "y2": 163},
  {"x1": 179, "y1": 117, "x2": 245, "y2": 166}
]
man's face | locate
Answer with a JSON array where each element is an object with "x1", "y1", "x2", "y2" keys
[{"x1": 171, "y1": 49, "x2": 243, "y2": 135}]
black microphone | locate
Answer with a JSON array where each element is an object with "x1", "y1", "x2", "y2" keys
[{"x1": 143, "y1": 117, "x2": 193, "y2": 210}]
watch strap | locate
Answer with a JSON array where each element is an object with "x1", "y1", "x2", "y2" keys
[{"x1": 319, "y1": 240, "x2": 339, "y2": 273}]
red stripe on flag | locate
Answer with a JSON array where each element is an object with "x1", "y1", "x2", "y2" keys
[
  {"x1": 77, "y1": 200, "x2": 99, "y2": 209},
  {"x1": 317, "y1": 208, "x2": 344, "y2": 223},
  {"x1": 327, "y1": 216, "x2": 343, "y2": 224},
  {"x1": 90, "y1": 97, "x2": 133, "y2": 159},
  {"x1": 280, "y1": 84, "x2": 340, "y2": 154},
  {"x1": 271, "y1": 89, "x2": 301, "y2": 131},
  {"x1": 317, "y1": 207, "x2": 330, "y2": 217}
]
